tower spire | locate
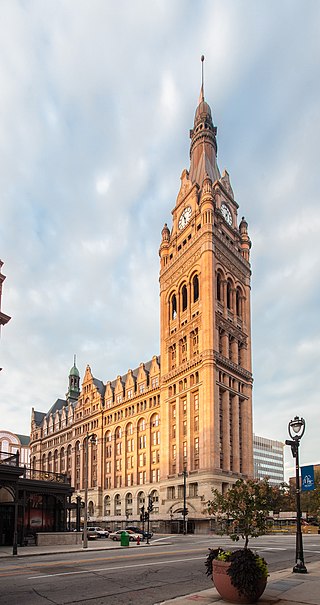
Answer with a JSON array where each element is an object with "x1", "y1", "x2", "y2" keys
[
  {"x1": 199, "y1": 54, "x2": 205, "y2": 103},
  {"x1": 189, "y1": 57, "x2": 220, "y2": 187}
]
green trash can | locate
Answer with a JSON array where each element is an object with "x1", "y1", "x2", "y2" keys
[{"x1": 120, "y1": 531, "x2": 129, "y2": 547}]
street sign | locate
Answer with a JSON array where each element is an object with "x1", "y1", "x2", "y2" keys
[{"x1": 301, "y1": 465, "x2": 315, "y2": 491}]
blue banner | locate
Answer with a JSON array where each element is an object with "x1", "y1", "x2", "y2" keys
[{"x1": 301, "y1": 465, "x2": 315, "y2": 491}]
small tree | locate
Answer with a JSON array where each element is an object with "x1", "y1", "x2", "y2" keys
[{"x1": 207, "y1": 478, "x2": 280, "y2": 548}]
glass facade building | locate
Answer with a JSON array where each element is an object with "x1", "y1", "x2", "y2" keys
[{"x1": 253, "y1": 434, "x2": 284, "y2": 486}]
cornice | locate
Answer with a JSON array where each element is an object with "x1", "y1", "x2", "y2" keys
[
  {"x1": 216, "y1": 314, "x2": 247, "y2": 343},
  {"x1": 214, "y1": 351, "x2": 253, "y2": 381}
]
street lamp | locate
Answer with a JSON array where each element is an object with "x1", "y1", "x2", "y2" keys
[
  {"x1": 182, "y1": 468, "x2": 188, "y2": 535},
  {"x1": 83, "y1": 433, "x2": 96, "y2": 549},
  {"x1": 285, "y1": 416, "x2": 307, "y2": 574}
]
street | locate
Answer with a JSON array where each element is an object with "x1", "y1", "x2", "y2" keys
[{"x1": 0, "y1": 534, "x2": 319, "y2": 605}]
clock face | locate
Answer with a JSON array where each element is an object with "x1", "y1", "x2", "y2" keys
[
  {"x1": 221, "y1": 203, "x2": 232, "y2": 226},
  {"x1": 178, "y1": 206, "x2": 192, "y2": 230}
]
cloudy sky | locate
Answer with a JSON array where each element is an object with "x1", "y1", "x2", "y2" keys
[{"x1": 1, "y1": 0, "x2": 319, "y2": 479}]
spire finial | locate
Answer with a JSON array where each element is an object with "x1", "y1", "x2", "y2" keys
[
  {"x1": 74, "y1": 354, "x2": 76, "y2": 367},
  {"x1": 200, "y1": 55, "x2": 205, "y2": 102}
]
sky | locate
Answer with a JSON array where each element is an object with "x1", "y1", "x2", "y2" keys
[{"x1": 1, "y1": 0, "x2": 319, "y2": 480}]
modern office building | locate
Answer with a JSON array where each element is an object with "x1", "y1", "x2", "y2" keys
[
  {"x1": 253, "y1": 434, "x2": 284, "y2": 486},
  {"x1": 30, "y1": 72, "x2": 254, "y2": 532}
]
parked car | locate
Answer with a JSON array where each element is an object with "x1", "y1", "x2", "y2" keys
[
  {"x1": 125, "y1": 525, "x2": 153, "y2": 540},
  {"x1": 86, "y1": 527, "x2": 99, "y2": 540},
  {"x1": 88, "y1": 526, "x2": 109, "y2": 538},
  {"x1": 109, "y1": 529, "x2": 140, "y2": 542}
]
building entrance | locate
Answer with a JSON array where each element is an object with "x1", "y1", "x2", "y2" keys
[{"x1": 0, "y1": 504, "x2": 14, "y2": 545}]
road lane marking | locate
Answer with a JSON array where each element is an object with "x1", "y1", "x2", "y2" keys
[{"x1": 28, "y1": 556, "x2": 204, "y2": 579}]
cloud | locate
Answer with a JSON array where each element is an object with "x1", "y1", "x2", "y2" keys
[{"x1": 0, "y1": 1, "x2": 320, "y2": 480}]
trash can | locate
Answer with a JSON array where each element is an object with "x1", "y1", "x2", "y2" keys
[{"x1": 120, "y1": 531, "x2": 129, "y2": 547}]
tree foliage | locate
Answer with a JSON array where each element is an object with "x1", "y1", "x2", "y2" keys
[{"x1": 207, "y1": 478, "x2": 281, "y2": 548}]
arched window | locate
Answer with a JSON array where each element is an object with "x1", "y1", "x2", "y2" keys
[
  {"x1": 60, "y1": 447, "x2": 65, "y2": 473},
  {"x1": 115, "y1": 493, "x2": 121, "y2": 515},
  {"x1": 67, "y1": 444, "x2": 72, "y2": 476},
  {"x1": 171, "y1": 294, "x2": 177, "y2": 320},
  {"x1": 236, "y1": 288, "x2": 242, "y2": 317},
  {"x1": 151, "y1": 413, "x2": 159, "y2": 427},
  {"x1": 192, "y1": 275, "x2": 199, "y2": 302},
  {"x1": 88, "y1": 501, "x2": 94, "y2": 516},
  {"x1": 216, "y1": 272, "x2": 222, "y2": 302},
  {"x1": 227, "y1": 280, "x2": 233, "y2": 310},
  {"x1": 181, "y1": 284, "x2": 187, "y2": 311},
  {"x1": 42, "y1": 453, "x2": 46, "y2": 471},
  {"x1": 115, "y1": 426, "x2": 122, "y2": 439},
  {"x1": 126, "y1": 422, "x2": 133, "y2": 435},
  {"x1": 138, "y1": 418, "x2": 146, "y2": 432},
  {"x1": 48, "y1": 451, "x2": 52, "y2": 473},
  {"x1": 137, "y1": 490, "x2": 145, "y2": 514},
  {"x1": 104, "y1": 495, "x2": 111, "y2": 516},
  {"x1": 125, "y1": 492, "x2": 133, "y2": 518},
  {"x1": 149, "y1": 489, "x2": 159, "y2": 512}
]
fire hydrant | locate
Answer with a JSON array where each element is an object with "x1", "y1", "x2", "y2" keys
[{"x1": 137, "y1": 535, "x2": 141, "y2": 545}]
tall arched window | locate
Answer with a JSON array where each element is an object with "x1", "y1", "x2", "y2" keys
[
  {"x1": 192, "y1": 275, "x2": 199, "y2": 302},
  {"x1": 182, "y1": 284, "x2": 187, "y2": 311},
  {"x1": 88, "y1": 501, "x2": 94, "y2": 516},
  {"x1": 125, "y1": 492, "x2": 133, "y2": 517},
  {"x1": 227, "y1": 280, "x2": 233, "y2": 310},
  {"x1": 171, "y1": 294, "x2": 177, "y2": 319},
  {"x1": 48, "y1": 451, "x2": 52, "y2": 473},
  {"x1": 67, "y1": 444, "x2": 72, "y2": 477},
  {"x1": 104, "y1": 495, "x2": 111, "y2": 516},
  {"x1": 60, "y1": 447, "x2": 65, "y2": 473},
  {"x1": 216, "y1": 272, "x2": 222, "y2": 302},
  {"x1": 236, "y1": 287, "x2": 242, "y2": 317},
  {"x1": 137, "y1": 490, "x2": 145, "y2": 514},
  {"x1": 114, "y1": 493, "x2": 121, "y2": 515}
]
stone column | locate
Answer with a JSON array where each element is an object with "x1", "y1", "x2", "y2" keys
[
  {"x1": 222, "y1": 390, "x2": 230, "y2": 471},
  {"x1": 231, "y1": 393, "x2": 240, "y2": 473}
]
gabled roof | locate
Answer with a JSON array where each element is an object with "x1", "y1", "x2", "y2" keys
[
  {"x1": 33, "y1": 411, "x2": 46, "y2": 427},
  {"x1": 93, "y1": 378, "x2": 105, "y2": 396},
  {"x1": 46, "y1": 398, "x2": 66, "y2": 419}
]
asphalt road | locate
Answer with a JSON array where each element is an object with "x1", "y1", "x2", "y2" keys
[{"x1": 0, "y1": 534, "x2": 320, "y2": 605}]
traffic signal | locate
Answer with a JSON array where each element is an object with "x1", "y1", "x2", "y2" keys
[{"x1": 140, "y1": 505, "x2": 145, "y2": 522}]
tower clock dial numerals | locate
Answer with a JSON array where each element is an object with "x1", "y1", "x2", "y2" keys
[
  {"x1": 221, "y1": 203, "x2": 232, "y2": 226},
  {"x1": 178, "y1": 206, "x2": 192, "y2": 230}
]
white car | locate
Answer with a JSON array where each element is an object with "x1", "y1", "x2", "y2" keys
[
  {"x1": 109, "y1": 529, "x2": 140, "y2": 542},
  {"x1": 88, "y1": 526, "x2": 109, "y2": 538}
]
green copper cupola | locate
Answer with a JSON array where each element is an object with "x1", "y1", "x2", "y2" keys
[{"x1": 67, "y1": 354, "x2": 80, "y2": 402}]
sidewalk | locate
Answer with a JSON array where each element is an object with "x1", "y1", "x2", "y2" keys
[
  {"x1": 155, "y1": 560, "x2": 320, "y2": 605},
  {"x1": 0, "y1": 535, "x2": 170, "y2": 558}
]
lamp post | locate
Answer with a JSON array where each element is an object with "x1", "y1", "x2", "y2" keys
[
  {"x1": 83, "y1": 433, "x2": 96, "y2": 549},
  {"x1": 182, "y1": 468, "x2": 188, "y2": 535},
  {"x1": 285, "y1": 416, "x2": 307, "y2": 574}
]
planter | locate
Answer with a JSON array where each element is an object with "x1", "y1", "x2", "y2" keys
[{"x1": 213, "y1": 560, "x2": 267, "y2": 604}]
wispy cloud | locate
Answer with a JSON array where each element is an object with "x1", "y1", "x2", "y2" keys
[{"x1": 1, "y1": 0, "x2": 320, "y2": 479}]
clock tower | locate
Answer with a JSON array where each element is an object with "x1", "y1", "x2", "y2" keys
[{"x1": 159, "y1": 79, "x2": 253, "y2": 507}]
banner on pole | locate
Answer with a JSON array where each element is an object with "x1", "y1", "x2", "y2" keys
[{"x1": 301, "y1": 465, "x2": 315, "y2": 491}]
